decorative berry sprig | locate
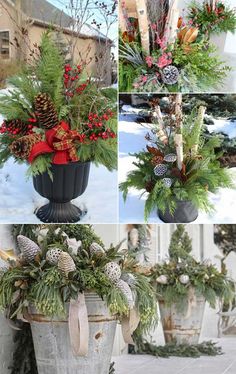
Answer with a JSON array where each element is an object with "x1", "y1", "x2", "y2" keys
[
  {"x1": 63, "y1": 64, "x2": 88, "y2": 98},
  {"x1": 85, "y1": 110, "x2": 116, "y2": 141}
]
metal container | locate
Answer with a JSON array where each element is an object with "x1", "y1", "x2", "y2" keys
[
  {"x1": 29, "y1": 293, "x2": 117, "y2": 374},
  {"x1": 158, "y1": 200, "x2": 198, "y2": 223},
  {"x1": 159, "y1": 292, "x2": 206, "y2": 344},
  {"x1": 0, "y1": 313, "x2": 14, "y2": 374}
]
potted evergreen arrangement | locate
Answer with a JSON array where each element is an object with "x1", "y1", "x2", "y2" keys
[
  {"x1": 120, "y1": 94, "x2": 234, "y2": 223},
  {"x1": 0, "y1": 33, "x2": 117, "y2": 223},
  {"x1": 0, "y1": 224, "x2": 156, "y2": 374},
  {"x1": 151, "y1": 225, "x2": 234, "y2": 344},
  {"x1": 119, "y1": 0, "x2": 234, "y2": 92}
]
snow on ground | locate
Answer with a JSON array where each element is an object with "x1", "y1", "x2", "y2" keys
[
  {"x1": 207, "y1": 119, "x2": 236, "y2": 139},
  {"x1": 0, "y1": 113, "x2": 118, "y2": 223},
  {"x1": 119, "y1": 113, "x2": 236, "y2": 223}
]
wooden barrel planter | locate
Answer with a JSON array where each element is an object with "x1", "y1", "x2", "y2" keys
[
  {"x1": 158, "y1": 200, "x2": 198, "y2": 223},
  {"x1": 33, "y1": 161, "x2": 90, "y2": 223},
  {"x1": 0, "y1": 313, "x2": 14, "y2": 374},
  {"x1": 158, "y1": 291, "x2": 206, "y2": 344},
  {"x1": 28, "y1": 293, "x2": 117, "y2": 374}
]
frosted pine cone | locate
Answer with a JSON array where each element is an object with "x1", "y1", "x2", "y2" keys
[
  {"x1": 115, "y1": 279, "x2": 134, "y2": 308},
  {"x1": 17, "y1": 235, "x2": 41, "y2": 263},
  {"x1": 90, "y1": 242, "x2": 105, "y2": 257},
  {"x1": 58, "y1": 252, "x2": 76, "y2": 277}
]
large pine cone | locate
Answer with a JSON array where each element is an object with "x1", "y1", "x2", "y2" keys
[
  {"x1": 9, "y1": 134, "x2": 41, "y2": 159},
  {"x1": 34, "y1": 93, "x2": 58, "y2": 129},
  {"x1": 58, "y1": 252, "x2": 76, "y2": 277}
]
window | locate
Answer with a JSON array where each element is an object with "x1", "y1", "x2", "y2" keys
[{"x1": 0, "y1": 31, "x2": 10, "y2": 59}]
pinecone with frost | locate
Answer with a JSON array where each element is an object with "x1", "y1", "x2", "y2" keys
[
  {"x1": 104, "y1": 262, "x2": 121, "y2": 282},
  {"x1": 34, "y1": 93, "x2": 58, "y2": 129},
  {"x1": 46, "y1": 248, "x2": 63, "y2": 265},
  {"x1": 90, "y1": 242, "x2": 105, "y2": 257},
  {"x1": 58, "y1": 252, "x2": 76, "y2": 277},
  {"x1": 17, "y1": 235, "x2": 41, "y2": 263},
  {"x1": 115, "y1": 279, "x2": 134, "y2": 308}
]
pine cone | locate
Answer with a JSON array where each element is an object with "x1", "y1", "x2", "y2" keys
[
  {"x1": 104, "y1": 262, "x2": 121, "y2": 282},
  {"x1": 46, "y1": 248, "x2": 63, "y2": 265},
  {"x1": 58, "y1": 252, "x2": 76, "y2": 277},
  {"x1": 151, "y1": 155, "x2": 164, "y2": 165},
  {"x1": 161, "y1": 65, "x2": 179, "y2": 85},
  {"x1": 4, "y1": 119, "x2": 31, "y2": 136},
  {"x1": 115, "y1": 279, "x2": 134, "y2": 308},
  {"x1": 145, "y1": 181, "x2": 154, "y2": 192},
  {"x1": 9, "y1": 134, "x2": 41, "y2": 159},
  {"x1": 17, "y1": 235, "x2": 41, "y2": 263},
  {"x1": 90, "y1": 242, "x2": 105, "y2": 257},
  {"x1": 34, "y1": 93, "x2": 58, "y2": 129}
]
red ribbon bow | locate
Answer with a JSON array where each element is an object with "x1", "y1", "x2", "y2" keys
[{"x1": 29, "y1": 121, "x2": 81, "y2": 164}]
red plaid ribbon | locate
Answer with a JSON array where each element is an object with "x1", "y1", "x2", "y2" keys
[{"x1": 28, "y1": 121, "x2": 81, "y2": 164}]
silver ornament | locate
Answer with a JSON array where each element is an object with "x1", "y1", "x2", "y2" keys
[
  {"x1": 161, "y1": 65, "x2": 179, "y2": 85},
  {"x1": 156, "y1": 275, "x2": 168, "y2": 284},
  {"x1": 58, "y1": 252, "x2": 76, "y2": 277},
  {"x1": 162, "y1": 178, "x2": 173, "y2": 188},
  {"x1": 179, "y1": 274, "x2": 190, "y2": 284},
  {"x1": 104, "y1": 262, "x2": 121, "y2": 282},
  {"x1": 154, "y1": 164, "x2": 168, "y2": 176},
  {"x1": 90, "y1": 242, "x2": 105, "y2": 257},
  {"x1": 115, "y1": 279, "x2": 134, "y2": 308},
  {"x1": 46, "y1": 248, "x2": 63, "y2": 265},
  {"x1": 17, "y1": 235, "x2": 41, "y2": 263},
  {"x1": 164, "y1": 153, "x2": 177, "y2": 163}
]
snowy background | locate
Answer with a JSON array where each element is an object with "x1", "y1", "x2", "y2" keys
[
  {"x1": 119, "y1": 106, "x2": 236, "y2": 223},
  {"x1": 0, "y1": 112, "x2": 118, "y2": 224}
]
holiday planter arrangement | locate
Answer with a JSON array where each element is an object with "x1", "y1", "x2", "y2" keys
[
  {"x1": 151, "y1": 225, "x2": 234, "y2": 344},
  {"x1": 0, "y1": 33, "x2": 117, "y2": 223},
  {"x1": 119, "y1": 0, "x2": 236, "y2": 92},
  {"x1": 0, "y1": 224, "x2": 157, "y2": 374},
  {"x1": 120, "y1": 94, "x2": 235, "y2": 223}
]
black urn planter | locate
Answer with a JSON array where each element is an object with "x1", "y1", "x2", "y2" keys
[
  {"x1": 158, "y1": 200, "x2": 198, "y2": 223},
  {"x1": 33, "y1": 161, "x2": 90, "y2": 223}
]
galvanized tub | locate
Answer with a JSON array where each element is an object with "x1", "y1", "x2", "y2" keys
[
  {"x1": 0, "y1": 313, "x2": 14, "y2": 374},
  {"x1": 29, "y1": 293, "x2": 117, "y2": 374},
  {"x1": 158, "y1": 291, "x2": 206, "y2": 344}
]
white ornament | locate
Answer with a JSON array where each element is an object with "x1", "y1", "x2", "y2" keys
[
  {"x1": 154, "y1": 164, "x2": 168, "y2": 176},
  {"x1": 162, "y1": 178, "x2": 173, "y2": 188},
  {"x1": 156, "y1": 275, "x2": 168, "y2": 284},
  {"x1": 179, "y1": 274, "x2": 190, "y2": 284},
  {"x1": 129, "y1": 228, "x2": 139, "y2": 247},
  {"x1": 164, "y1": 154, "x2": 177, "y2": 163},
  {"x1": 90, "y1": 242, "x2": 105, "y2": 257},
  {"x1": 104, "y1": 262, "x2": 121, "y2": 282},
  {"x1": 65, "y1": 237, "x2": 82, "y2": 255},
  {"x1": 46, "y1": 248, "x2": 63, "y2": 265},
  {"x1": 204, "y1": 274, "x2": 209, "y2": 280}
]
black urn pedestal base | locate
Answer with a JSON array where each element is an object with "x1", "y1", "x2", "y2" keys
[
  {"x1": 158, "y1": 200, "x2": 198, "y2": 223},
  {"x1": 33, "y1": 161, "x2": 90, "y2": 223}
]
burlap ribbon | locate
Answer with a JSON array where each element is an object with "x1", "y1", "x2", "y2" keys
[
  {"x1": 121, "y1": 308, "x2": 140, "y2": 345},
  {"x1": 68, "y1": 293, "x2": 89, "y2": 356},
  {"x1": 28, "y1": 121, "x2": 81, "y2": 164}
]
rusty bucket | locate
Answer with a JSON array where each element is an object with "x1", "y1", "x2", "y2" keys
[
  {"x1": 29, "y1": 293, "x2": 117, "y2": 374},
  {"x1": 158, "y1": 290, "x2": 206, "y2": 344},
  {"x1": 0, "y1": 313, "x2": 14, "y2": 374}
]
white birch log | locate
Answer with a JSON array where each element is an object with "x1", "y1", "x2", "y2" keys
[
  {"x1": 119, "y1": 1, "x2": 128, "y2": 33},
  {"x1": 175, "y1": 133, "x2": 184, "y2": 170},
  {"x1": 192, "y1": 106, "x2": 207, "y2": 155},
  {"x1": 165, "y1": 0, "x2": 180, "y2": 44},
  {"x1": 211, "y1": 0, "x2": 216, "y2": 11},
  {"x1": 175, "y1": 93, "x2": 183, "y2": 129},
  {"x1": 135, "y1": 0, "x2": 150, "y2": 54}
]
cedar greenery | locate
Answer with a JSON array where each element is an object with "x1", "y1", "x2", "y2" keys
[
  {"x1": 120, "y1": 101, "x2": 234, "y2": 221},
  {"x1": 151, "y1": 225, "x2": 234, "y2": 310},
  {"x1": 188, "y1": 1, "x2": 236, "y2": 35},
  {"x1": 0, "y1": 224, "x2": 157, "y2": 335},
  {"x1": 0, "y1": 32, "x2": 117, "y2": 175}
]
